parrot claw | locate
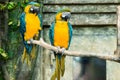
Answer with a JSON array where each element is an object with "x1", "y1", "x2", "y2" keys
[
  {"x1": 27, "y1": 39, "x2": 33, "y2": 44},
  {"x1": 30, "y1": 39, "x2": 33, "y2": 44},
  {"x1": 60, "y1": 48, "x2": 66, "y2": 55},
  {"x1": 56, "y1": 46, "x2": 61, "y2": 53},
  {"x1": 56, "y1": 47, "x2": 66, "y2": 55}
]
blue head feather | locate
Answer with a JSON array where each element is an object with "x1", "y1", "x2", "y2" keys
[
  {"x1": 28, "y1": 1, "x2": 40, "y2": 6},
  {"x1": 28, "y1": 2, "x2": 37, "y2": 5},
  {"x1": 56, "y1": 8, "x2": 71, "y2": 14}
]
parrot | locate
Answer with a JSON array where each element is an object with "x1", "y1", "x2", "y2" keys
[
  {"x1": 49, "y1": 9, "x2": 73, "y2": 80},
  {"x1": 19, "y1": 2, "x2": 42, "y2": 66}
]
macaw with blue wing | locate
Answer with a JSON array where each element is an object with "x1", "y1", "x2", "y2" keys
[
  {"x1": 19, "y1": 2, "x2": 42, "y2": 65},
  {"x1": 49, "y1": 9, "x2": 73, "y2": 80}
]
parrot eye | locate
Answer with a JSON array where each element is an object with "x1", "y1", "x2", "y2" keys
[
  {"x1": 30, "y1": 6, "x2": 34, "y2": 13},
  {"x1": 30, "y1": 8, "x2": 34, "y2": 12},
  {"x1": 29, "y1": 6, "x2": 40, "y2": 15}
]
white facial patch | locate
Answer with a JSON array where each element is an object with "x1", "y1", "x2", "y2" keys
[
  {"x1": 30, "y1": 8, "x2": 33, "y2": 11},
  {"x1": 62, "y1": 12, "x2": 71, "y2": 18}
]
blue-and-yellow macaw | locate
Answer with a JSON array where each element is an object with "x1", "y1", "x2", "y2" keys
[
  {"x1": 49, "y1": 9, "x2": 73, "y2": 80},
  {"x1": 19, "y1": 2, "x2": 42, "y2": 65}
]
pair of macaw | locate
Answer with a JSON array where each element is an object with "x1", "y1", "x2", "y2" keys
[{"x1": 19, "y1": 2, "x2": 73, "y2": 80}]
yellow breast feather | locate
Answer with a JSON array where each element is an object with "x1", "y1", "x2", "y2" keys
[
  {"x1": 54, "y1": 21, "x2": 69, "y2": 48},
  {"x1": 24, "y1": 13, "x2": 41, "y2": 40}
]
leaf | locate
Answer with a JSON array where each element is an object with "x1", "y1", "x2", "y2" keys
[
  {"x1": 1, "y1": 52, "x2": 8, "y2": 59},
  {"x1": 0, "y1": 48, "x2": 8, "y2": 59},
  {"x1": 17, "y1": 21, "x2": 20, "y2": 26},
  {"x1": 8, "y1": 21, "x2": 13, "y2": 25},
  {"x1": 0, "y1": 3, "x2": 7, "y2": 10},
  {"x1": 7, "y1": 2, "x2": 17, "y2": 10}
]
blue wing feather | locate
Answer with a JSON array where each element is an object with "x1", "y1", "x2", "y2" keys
[
  {"x1": 19, "y1": 12, "x2": 33, "y2": 53},
  {"x1": 20, "y1": 12, "x2": 26, "y2": 36},
  {"x1": 49, "y1": 22, "x2": 55, "y2": 45},
  {"x1": 38, "y1": 14, "x2": 43, "y2": 28},
  {"x1": 68, "y1": 22, "x2": 73, "y2": 49}
]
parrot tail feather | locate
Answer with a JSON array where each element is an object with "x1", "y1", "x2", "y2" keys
[
  {"x1": 61, "y1": 55, "x2": 66, "y2": 76},
  {"x1": 57, "y1": 57, "x2": 60, "y2": 80},
  {"x1": 22, "y1": 47, "x2": 27, "y2": 63},
  {"x1": 30, "y1": 45, "x2": 36, "y2": 59},
  {"x1": 26, "y1": 54, "x2": 31, "y2": 66},
  {"x1": 51, "y1": 55, "x2": 66, "y2": 80},
  {"x1": 51, "y1": 72, "x2": 56, "y2": 80},
  {"x1": 51, "y1": 56, "x2": 60, "y2": 80},
  {"x1": 21, "y1": 47, "x2": 33, "y2": 66}
]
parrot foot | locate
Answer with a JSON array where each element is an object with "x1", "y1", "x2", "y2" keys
[
  {"x1": 56, "y1": 46, "x2": 61, "y2": 53},
  {"x1": 56, "y1": 47, "x2": 66, "y2": 55},
  {"x1": 27, "y1": 39, "x2": 33, "y2": 44},
  {"x1": 30, "y1": 39, "x2": 33, "y2": 44},
  {"x1": 60, "y1": 48, "x2": 66, "y2": 55}
]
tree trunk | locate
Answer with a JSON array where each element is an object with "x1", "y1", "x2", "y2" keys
[{"x1": 0, "y1": 0, "x2": 43, "y2": 80}]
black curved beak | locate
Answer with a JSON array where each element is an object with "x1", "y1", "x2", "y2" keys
[
  {"x1": 61, "y1": 12, "x2": 71, "y2": 21},
  {"x1": 30, "y1": 6, "x2": 40, "y2": 15}
]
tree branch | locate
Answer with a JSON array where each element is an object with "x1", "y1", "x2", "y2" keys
[{"x1": 29, "y1": 38, "x2": 120, "y2": 61}]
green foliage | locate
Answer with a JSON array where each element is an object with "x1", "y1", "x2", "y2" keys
[
  {"x1": 8, "y1": 20, "x2": 20, "y2": 31},
  {"x1": 7, "y1": 2, "x2": 17, "y2": 10},
  {"x1": 0, "y1": 3, "x2": 6, "y2": 10},
  {"x1": 0, "y1": 48, "x2": 8, "y2": 60},
  {"x1": 20, "y1": 2, "x2": 28, "y2": 9},
  {"x1": 0, "y1": 67, "x2": 4, "y2": 80},
  {"x1": 0, "y1": 2, "x2": 17, "y2": 10},
  {"x1": 0, "y1": 1, "x2": 27, "y2": 11}
]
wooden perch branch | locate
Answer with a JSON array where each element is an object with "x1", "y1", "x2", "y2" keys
[{"x1": 28, "y1": 38, "x2": 120, "y2": 61}]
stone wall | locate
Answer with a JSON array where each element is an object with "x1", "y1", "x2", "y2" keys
[{"x1": 42, "y1": 0, "x2": 118, "y2": 80}]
